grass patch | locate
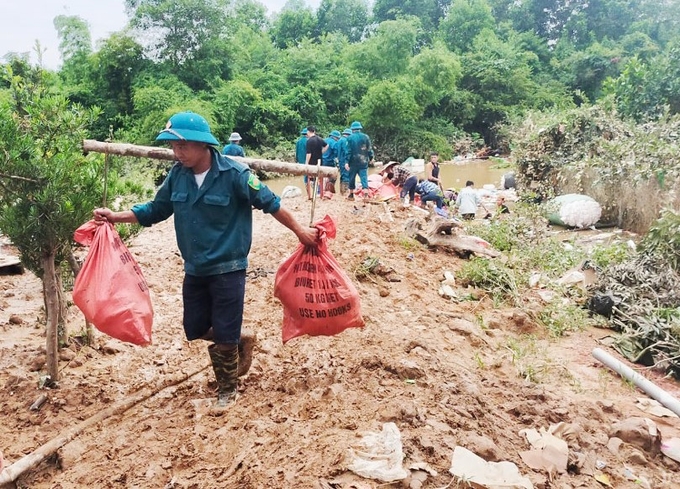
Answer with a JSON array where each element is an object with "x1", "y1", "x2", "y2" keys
[
  {"x1": 457, "y1": 257, "x2": 523, "y2": 306},
  {"x1": 537, "y1": 301, "x2": 593, "y2": 337}
]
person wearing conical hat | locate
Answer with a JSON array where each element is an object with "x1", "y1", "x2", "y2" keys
[
  {"x1": 222, "y1": 132, "x2": 245, "y2": 157},
  {"x1": 380, "y1": 161, "x2": 418, "y2": 204},
  {"x1": 93, "y1": 112, "x2": 318, "y2": 410}
]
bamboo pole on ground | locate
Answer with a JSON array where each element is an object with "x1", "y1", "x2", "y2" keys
[
  {"x1": 82, "y1": 140, "x2": 338, "y2": 178},
  {"x1": 0, "y1": 366, "x2": 208, "y2": 487}
]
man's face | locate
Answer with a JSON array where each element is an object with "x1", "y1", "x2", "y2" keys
[
  {"x1": 431, "y1": 154, "x2": 439, "y2": 163},
  {"x1": 169, "y1": 140, "x2": 207, "y2": 168}
]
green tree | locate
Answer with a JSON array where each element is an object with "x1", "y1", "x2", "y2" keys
[
  {"x1": 53, "y1": 15, "x2": 92, "y2": 62},
  {"x1": 372, "y1": 0, "x2": 447, "y2": 33},
  {"x1": 439, "y1": 0, "x2": 495, "y2": 54},
  {"x1": 211, "y1": 79, "x2": 263, "y2": 144},
  {"x1": 353, "y1": 79, "x2": 421, "y2": 143},
  {"x1": 316, "y1": 0, "x2": 369, "y2": 42},
  {"x1": 85, "y1": 34, "x2": 148, "y2": 139},
  {"x1": 270, "y1": 0, "x2": 317, "y2": 49},
  {"x1": 125, "y1": 0, "x2": 231, "y2": 89},
  {"x1": 0, "y1": 64, "x2": 104, "y2": 381},
  {"x1": 605, "y1": 39, "x2": 680, "y2": 121},
  {"x1": 348, "y1": 18, "x2": 419, "y2": 79},
  {"x1": 460, "y1": 28, "x2": 556, "y2": 143},
  {"x1": 556, "y1": 40, "x2": 622, "y2": 102},
  {"x1": 407, "y1": 42, "x2": 462, "y2": 108}
]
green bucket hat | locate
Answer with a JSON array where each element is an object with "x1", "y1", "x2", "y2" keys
[{"x1": 156, "y1": 112, "x2": 219, "y2": 145}]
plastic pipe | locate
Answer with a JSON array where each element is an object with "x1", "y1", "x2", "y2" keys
[{"x1": 592, "y1": 347, "x2": 680, "y2": 417}]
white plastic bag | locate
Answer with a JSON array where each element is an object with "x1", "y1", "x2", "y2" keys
[{"x1": 347, "y1": 422, "x2": 409, "y2": 482}]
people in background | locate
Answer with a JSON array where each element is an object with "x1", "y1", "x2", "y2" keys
[
  {"x1": 425, "y1": 152, "x2": 443, "y2": 189},
  {"x1": 336, "y1": 128, "x2": 351, "y2": 196},
  {"x1": 321, "y1": 130, "x2": 341, "y2": 197},
  {"x1": 496, "y1": 196, "x2": 510, "y2": 215},
  {"x1": 456, "y1": 180, "x2": 480, "y2": 220},
  {"x1": 305, "y1": 125, "x2": 328, "y2": 200},
  {"x1": 222, "y1": 132, "x2": 245, "y2": 157},
  {"x1": 380, "y1": 161, "x2": 418, "y2": 204},
  {"x1": 295, "y1": 127, "x2": 309, "y2": 192},
  {"x1": 345, "y1": 121, "x2": 373, "y2": 201},
  {"x1": 416, "y1": 179, "x2": 444, "y2": 209}
]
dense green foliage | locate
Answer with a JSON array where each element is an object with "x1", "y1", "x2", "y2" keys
[
  {"x1": 509, "y1": 105, "x2": 680, "y2": 232},
  {"x1": 3, "y1": 0, "x2": 678, "y2": 162},
  {"x1": 0, "y1": 63, "x2": 104, "y2": 274}
]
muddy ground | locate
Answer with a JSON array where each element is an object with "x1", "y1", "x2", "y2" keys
[{"x1": 1, "y1": 193, "x2": 680, "y2": 488}]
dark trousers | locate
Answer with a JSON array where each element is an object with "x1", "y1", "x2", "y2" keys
[
  {"x1": 182, "y1": 270, "x2": 246, "y2": 345},
  {"x1": 400, "y1": 175, "x2": 418, "y2": 201}
]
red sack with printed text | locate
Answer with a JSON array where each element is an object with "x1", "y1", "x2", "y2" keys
[
  {"x1": 274, "y1": 215, "x2": 364, "y2": 343},
  {"x1": 72, "y1": 220, "x2": 153, "y2": 345}
]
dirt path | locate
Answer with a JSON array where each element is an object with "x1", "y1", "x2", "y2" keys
[{"x1": 1, "y1": 195, "x2": 679, "y2": 488}]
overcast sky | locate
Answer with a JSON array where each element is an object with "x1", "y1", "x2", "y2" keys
[{"x1": 1, "y1": 0, "x2": 319, "y2": 70}]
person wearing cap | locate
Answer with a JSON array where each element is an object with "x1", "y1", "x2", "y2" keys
[
  {"x1": 93, "y1": 111, "x2": 318, "y2": 410},
  {"x1": 320, "y1": 130, "x2": 341, "y2": 197},
  {"x1": 336, "y1": 128, "x2": 351, "y2": 196},
  {"x1": 380, "y1": 161, "x2": 418, "y2": 204},
  {"x1": 425, "y1": 152, "x2": 443, "y2": 189},
  {"x1": 456, "y1": 180, "x2": 481, "y2": 220},
  {"x1": 222, "y1": 132, "x2": 245, "y2": 157},
  {"x1": 345, "y1": 121, "x2": 374, "y2": 201},
  {"x1": 305, "y1": 125, "x2": 329, "y2": 200}
]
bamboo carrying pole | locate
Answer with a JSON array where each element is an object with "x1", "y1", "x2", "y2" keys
[
  {"x1": 0, "y1": 366, "x2": 208, "y2": 486},
  {"x1": 82, "y1": 140, "x2": 338, "y2": 178}
]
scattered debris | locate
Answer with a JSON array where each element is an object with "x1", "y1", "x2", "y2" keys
[
  {"x1": 449, "y1": 446, "x2": 533, "y2": 489},
  {"x1": 347, "y1": 422, "x2": 409, "y2": 482},
  {"x1": 519, "y1": 424, "x2": 569, "y2": 474},
  {"x1": 635, "y1": 398, "x2": 678, "y2": 418}
]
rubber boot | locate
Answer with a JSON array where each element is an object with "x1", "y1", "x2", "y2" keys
[
  {"x1": 237, "y1": 332, "x2": 257, "y2": 377},
  {"x1": 208, "y1": 344, "x2": 239, "y2": 409}
]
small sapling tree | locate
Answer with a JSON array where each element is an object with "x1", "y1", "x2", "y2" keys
[{"x1": 0, "y1": 61, "x2": 104, "y2": 382}]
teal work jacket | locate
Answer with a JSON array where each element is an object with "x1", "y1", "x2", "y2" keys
[{"x1": 132, "y1": 149, "x2": 280, "y2": 276}]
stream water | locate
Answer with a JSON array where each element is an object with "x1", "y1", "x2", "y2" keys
[{"x1": 262, "y1": 159, "x2": 511, "y2": 195}]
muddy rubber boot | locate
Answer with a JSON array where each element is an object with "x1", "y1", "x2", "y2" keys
[
  {"x1": 237, "y1": 332, "x2": 257, "y2": 377},
  {"x1": 208, "y1": 344, "x2": 239, "y2": 409}
]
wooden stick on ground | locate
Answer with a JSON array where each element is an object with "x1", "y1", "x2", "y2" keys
[
  {"x1": 82, "y1": 140, "x2": 338, "y2": 178},
  {"x1": 0, "y1": 366, "x2": 208, "y2": 487}
]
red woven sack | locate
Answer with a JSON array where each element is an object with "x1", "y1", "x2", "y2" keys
[
  {"x1": 275, "y1": 214, "x2": 364, "y2": 343},
  {"x1": 72, "y1": 220, "x2": 153, "y2": 345}
]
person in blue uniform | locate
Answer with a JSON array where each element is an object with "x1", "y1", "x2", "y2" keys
[
  {"x1": 93, "y1": 112, "x2": 318, "y2": 409},
  {"x1": 222, "y1": 132, "x2": 245, "y2": 157}
]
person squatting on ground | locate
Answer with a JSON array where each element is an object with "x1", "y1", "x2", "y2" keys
[
  {"x1": 222, "y1": 132, "x2": 245, "y2": 157},
  {"x1": 305, "y1": 125, "x2": 329, "y2": 200},
  {"x1": 456, "y1": 180, "x2": 481, "y2": 220},
  {"x1": 93, "y1": 112, "x2": 318, "y2": 409},
  {"x1": 345, "y1": 121, "x2": 373, "y2": 201},
  {"x1": 336, "y1": 128, "x2": 351, "y2": 196},
  {"x1": 321, "y1": 130, "x2": 341, "y2": 197},
  {"x1": 381, "y1": 161, "x2": 418, "y2": 204},
  {"x1": 425, "y1": 151, "x2": 443, "y2": 189},
  {"x1": 416, "y1": 179, "x2": 444, "y2": 208}
]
